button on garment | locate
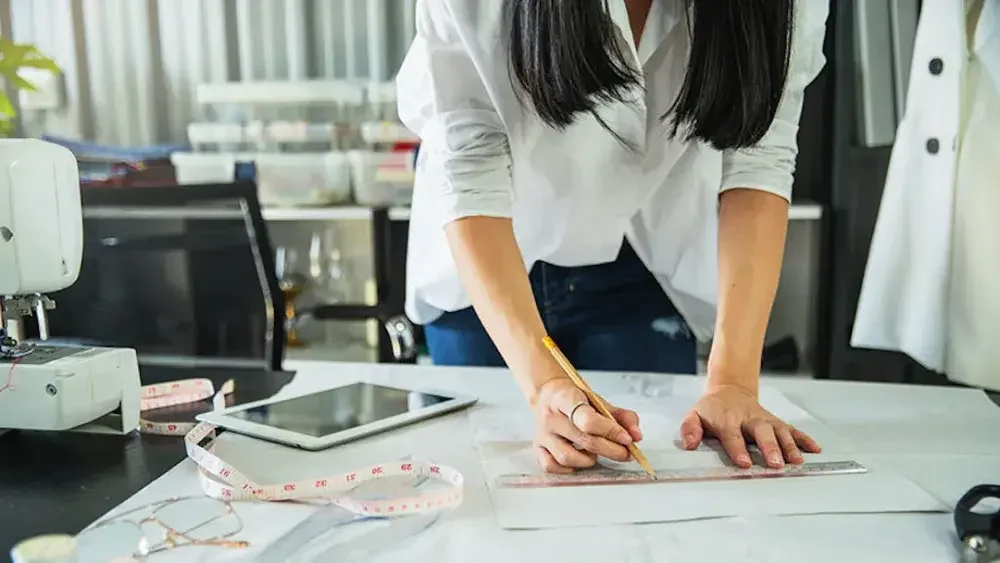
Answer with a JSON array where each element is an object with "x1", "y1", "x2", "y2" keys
[{"x1": 396, "y1": 0, "x2": 830, "y2": 340}]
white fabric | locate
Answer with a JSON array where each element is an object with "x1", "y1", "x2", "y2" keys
[
  {"x1": 396, "y1": 0, "x2": 830, "y2": 339},
  {"x1": 852, "y1": 0, "x2": 1000, "y2": 392},
  {"x1": 945, "y1": 1, "x2": 1000, "y2": 391},
  {"x1": 95, "y1": 361, "x2": 1000, "y2": 563}
]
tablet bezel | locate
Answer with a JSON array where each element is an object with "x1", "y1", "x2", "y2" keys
[{"x1": 194, "y1": 381, "x2": 478, "y2": 450}]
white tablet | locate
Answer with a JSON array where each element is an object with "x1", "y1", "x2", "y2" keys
[{"x1": 195, "y1": 381, "x2": 477, "y2": 450}]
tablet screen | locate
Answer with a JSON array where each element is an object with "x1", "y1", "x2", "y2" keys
[{"x1": 227, "y1": 383, "x2": 454, "y2": 437}]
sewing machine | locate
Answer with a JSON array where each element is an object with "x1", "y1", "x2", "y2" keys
[{"x1": 0, "y1": 139, "x2": 140, "y2": 434}]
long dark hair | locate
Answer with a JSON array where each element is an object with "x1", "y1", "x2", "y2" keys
[{"x1": 503, "y1": 0, "x2": 795, "y2": 150}]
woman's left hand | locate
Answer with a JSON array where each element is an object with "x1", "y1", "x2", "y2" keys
[{"x1": 679, "y1": 385, "x2": 822, "y2": 469}]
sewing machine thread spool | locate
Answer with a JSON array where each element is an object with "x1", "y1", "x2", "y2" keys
[{"x1": 9, "y1": 534, "x2": 76, "y2": 563}]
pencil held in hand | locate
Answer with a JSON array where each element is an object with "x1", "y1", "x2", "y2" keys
[{"x1": 542, "y1": 336, "x2": 656, "y2": 478}]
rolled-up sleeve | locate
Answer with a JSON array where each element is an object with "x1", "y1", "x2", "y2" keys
[
  {"x1": 396, "y1": 0, "x2": 513, "y2": 226},
  {"x1": 720, "y1": 1, "x2": 830, "y2": 201}
]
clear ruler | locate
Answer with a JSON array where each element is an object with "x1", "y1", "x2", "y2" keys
[{"x1": 495, "y1": 460, "x2": 866, "y2": 489}]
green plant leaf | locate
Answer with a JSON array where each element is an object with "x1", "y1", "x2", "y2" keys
[
  {"x1": 0, "y1": 39, "x2": 60, "y2": 75},
  {"x1": 0, "y1": 37, "x2": 59, "y2": 125},
  {"x1": 17, "y1": 58, "x2": 60, "y2": 73},
  {"x1": 0, "y1": 92, "x2": 15, "y2": 118},
  {"x1": 9, "y1": 74, "x2": 37, "y2": 91},
  {"x1": 0, "y1": 44, "x2": 32, "y2": 69}
]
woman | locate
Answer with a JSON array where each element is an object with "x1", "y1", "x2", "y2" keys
[{"x1": 396, "y1": 0, "x2": 829, "y2": 473}]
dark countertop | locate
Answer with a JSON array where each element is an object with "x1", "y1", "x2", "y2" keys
[{"x1": 0, "y1": 365, "x2": 294, "y2": 553}]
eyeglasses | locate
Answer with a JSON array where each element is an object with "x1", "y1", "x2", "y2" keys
[{"x1": 73, "y1": 496, "x2": 246, "y2": 562}]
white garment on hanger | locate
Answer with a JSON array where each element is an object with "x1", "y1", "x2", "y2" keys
[
  {"x1": 944, "y1": 0, "x2": 1000, "y2": 391},
  {"x1": 852, "y1": 0, "x2": 1000, "y2": 391}
]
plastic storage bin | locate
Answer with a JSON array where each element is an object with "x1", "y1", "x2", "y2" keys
[
  {"x1": 251, "y1": 152, "x2": 352, "y2": 207},
  {"x1": 187, "y1": 122, "x2": 245, "y2": 147},
  {"x1": 170, "y1": 153, "x2": 236, "y2": 184},
  {"x1": 348, "y1": 150, "x2": 414, "y2": 207},
  {"x1": 359, "y1": 121, "x2": 419, "y2": 145}
]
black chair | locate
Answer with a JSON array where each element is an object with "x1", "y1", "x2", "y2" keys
[{"x1": 34, "y1": 181, "x2": 285, "y2": 371}]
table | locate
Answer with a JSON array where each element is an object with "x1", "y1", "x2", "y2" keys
[
  {"x1": 0, "y1": 366, "x2": 294, "y2": 552},
  {"x1": 8, "y1": 361, "x2": 1000, "y2": 562}
]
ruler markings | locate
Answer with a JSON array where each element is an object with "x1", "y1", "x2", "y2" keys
[{"x1": 495, "y1": 460, "x2": 867, "y2": 489}]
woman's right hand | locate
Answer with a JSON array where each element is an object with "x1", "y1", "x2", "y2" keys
[{"x1": 531, "y1": 378, "x2": 643, "y2": 473}]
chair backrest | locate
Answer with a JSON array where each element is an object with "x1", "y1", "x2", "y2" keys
[{"x1": 39, "y1": 182, "x2": 285, "y2": 371}]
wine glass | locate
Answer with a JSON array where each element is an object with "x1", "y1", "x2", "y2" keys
[
  {"x1": 307, "y1": 229, "x2": 348, "y2": 304},
  {"x1": 275, "y1": 246, "x2": 308, "y2": 348}
]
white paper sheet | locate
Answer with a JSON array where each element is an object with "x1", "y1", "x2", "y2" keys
[
  {"x1": 470, "y1": 385, "x2": 948, "y2": 529},
  {"x1": 779, "y1": 383, "x2": 1000, "y2": 456}
]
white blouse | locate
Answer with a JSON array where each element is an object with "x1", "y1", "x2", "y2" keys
[{"x1": 396, "y1": 0, "x2": 830, "y2": 340}]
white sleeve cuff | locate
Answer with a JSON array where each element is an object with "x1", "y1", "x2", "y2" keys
[
  {"x1": 439, "y1": 190, "x2": 514, "y2": 225},
  {"x1": 417, "y1": 111, "x2": 515, "y2": 228},
  {"x1": 719, "y1": 93, "x2": 803, "y2": 203}
]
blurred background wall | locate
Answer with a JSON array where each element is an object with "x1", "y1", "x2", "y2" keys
[
  {"x1": 2, "y1": 0, "x2": 942, "y2": 383},
  {"x1": 9, "y1": 0, "x2": 415, "y2": 145}
]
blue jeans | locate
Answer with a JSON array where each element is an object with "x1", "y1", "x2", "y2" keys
[{"x1": 424, "y1": 241, "x2": 697, "y2": 374}]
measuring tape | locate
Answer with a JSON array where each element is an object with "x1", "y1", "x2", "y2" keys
[
  {"x1": 11, "y1": 380, "x2": 465, "y2": 562},
  {"x1": 495, "y1": 460, "x2": 867, "y2": 489},
  {"x1": 138, "y1": 378, "x2": 234, "y2": 436},
  {"x1": 139, "y1": 378, "x2": 464, "y2": 515}
]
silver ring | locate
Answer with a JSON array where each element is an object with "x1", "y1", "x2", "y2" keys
[{"x1": 567, "y1": 401, "x2": 588, "y2": 426}]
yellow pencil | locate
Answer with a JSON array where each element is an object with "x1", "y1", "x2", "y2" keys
[{"x1": 542, "y1": 336, "x2": 656, "y2": 478}]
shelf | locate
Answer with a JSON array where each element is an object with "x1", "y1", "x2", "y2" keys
[
  {"x1": 263, "y1": 207, "x2": 374, "y2": 221},
  {"x1": 195, "y1": 80, "x2": 367, "y2": 106},
  {"x1": 263, "y1": 203, "x2": 816, "y2": 222},
  {"x1": 263, "y1": 204, "x2": 817, "y2": 222},
  {"x1": 83, "y1": 205, "x2": 410, "y2": 221},
  {"x1": 84, "y1": 203, "x2": 818, "y2": 222},
  {"x1": 263, "y1": 206, "x2": 411, "y2": 221},
  {"x1": 285, "y1": 342, "x2": 378, "y2": 364}
]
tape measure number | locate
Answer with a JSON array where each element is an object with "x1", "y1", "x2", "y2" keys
[{"x1": 495, "y1": 460, "x2": 867, "y2": 489}]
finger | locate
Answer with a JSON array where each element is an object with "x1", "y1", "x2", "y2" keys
[
  {"x1": 791, "y1": 428, "x2": 822, "y2": 453},
  {"x1": 679, "y1": 411, "x2": 704, "y2": 450},
  {"x1": 611, "y1": 408, "x2": 643, "y2": 442},
  {"x1": 748, "y1": 421, "x2": 784, "y2": 468},
  {"x1": 539, "y1": 405, "x2": 626, "y2": 460},
  {"x1": 558, "y1": 412, "x2": 630, "y2": 462},
  {"x1": 570, "y1": 404, "x2": 632, "y2": 447},
  {"x1": 720, "y1": 428, "x2": 752, "y2": 468},
  {"x1": 776, "y1": 426, "x2": 803, "y2": 464},
  {"x1": 542, "y1": 435, "x2": 598, "y2": 469},
  {"x1": 535, "y1": 445, "x2": 573, "y2": 474}
]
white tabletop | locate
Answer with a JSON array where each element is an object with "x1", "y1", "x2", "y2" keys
[{"x1": 102, "y1": 361, "x2": 1000, "y2": 562}]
